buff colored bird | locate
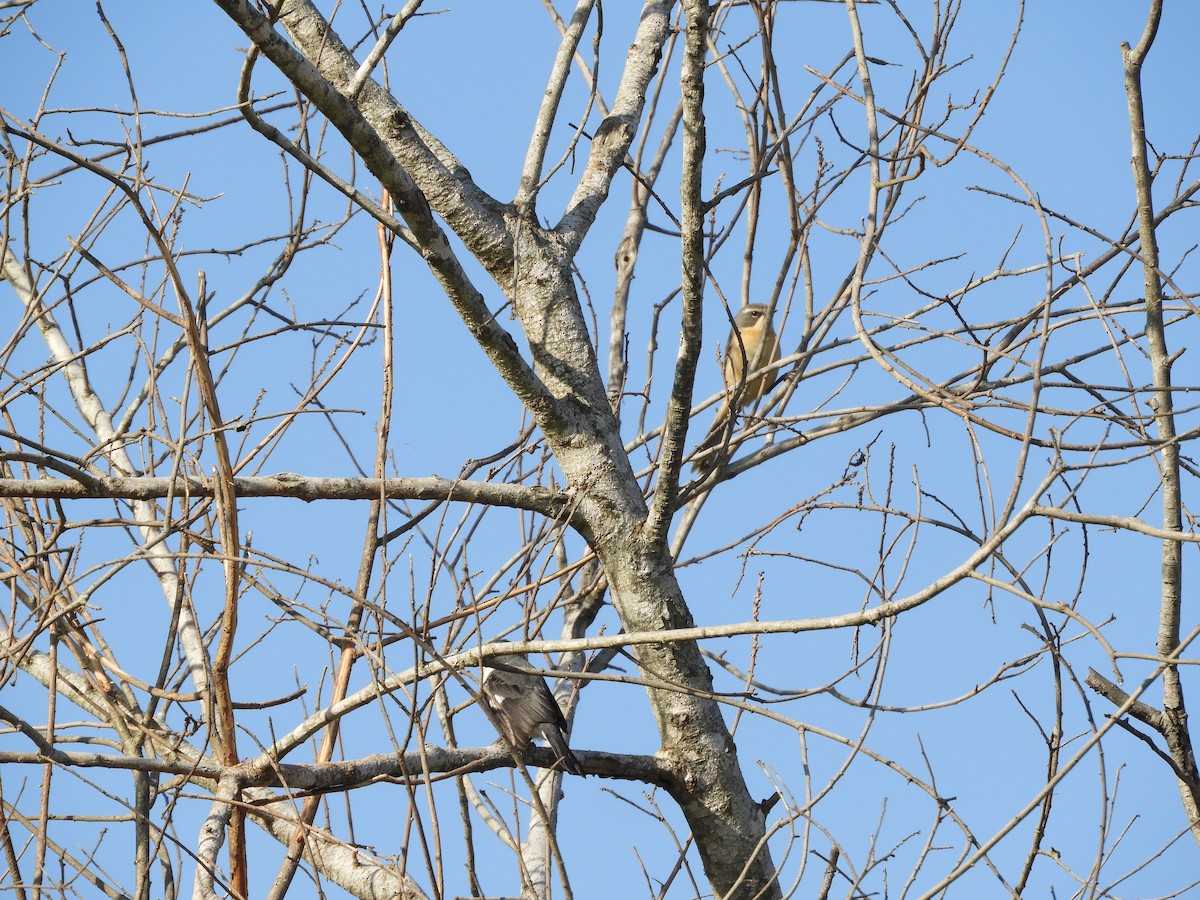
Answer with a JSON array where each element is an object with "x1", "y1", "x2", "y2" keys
[{"x1": 693, "y1": 304, "x2": 778, "y2": 467}]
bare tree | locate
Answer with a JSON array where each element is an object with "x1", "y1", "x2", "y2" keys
[{"x1": 2, "y1": 1, "x2": 1198, "y2": 898}]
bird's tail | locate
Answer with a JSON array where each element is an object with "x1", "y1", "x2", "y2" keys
[
  {"x1": 542, "y1": 726, "x2": 584, "y2": 777},
  {"x1": 691, "y1": 400, "x2": 733, "y2": 470}
]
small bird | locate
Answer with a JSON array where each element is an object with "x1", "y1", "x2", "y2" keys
[
  {"x1": 693, "y1": 303, "x2": 778, "y2": 467},
  {"x1": 481, "y1": 645, "x2": 584, "y2": 777}
]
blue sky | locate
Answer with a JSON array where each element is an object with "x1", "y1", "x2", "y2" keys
[{"x1": 3, "y1": 1, "x2": 1200, "y2": 897}]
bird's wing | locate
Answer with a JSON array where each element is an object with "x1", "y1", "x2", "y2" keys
[{"x1": 483, "y1": 668, "x2": 567, "y2": 745}]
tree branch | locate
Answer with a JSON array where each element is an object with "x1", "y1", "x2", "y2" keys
[
  {"x1": 1121, "y1": 0, "x2": 1200, "y2": 845},
  {"x1": 0, "y1": 473, "x2": 576, "y2": 517}
]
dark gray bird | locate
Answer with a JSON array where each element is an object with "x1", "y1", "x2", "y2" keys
[{"x1": 481, "y1": 647, "x2": 584, "y2": 777}]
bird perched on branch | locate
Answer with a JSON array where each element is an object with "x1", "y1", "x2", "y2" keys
[
  {"x1": 481, "y1": 645, "x2": 584, "y2": 777},
  {"x1": 692, "y1": 303, "x2": 778, "y2": 468}
]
